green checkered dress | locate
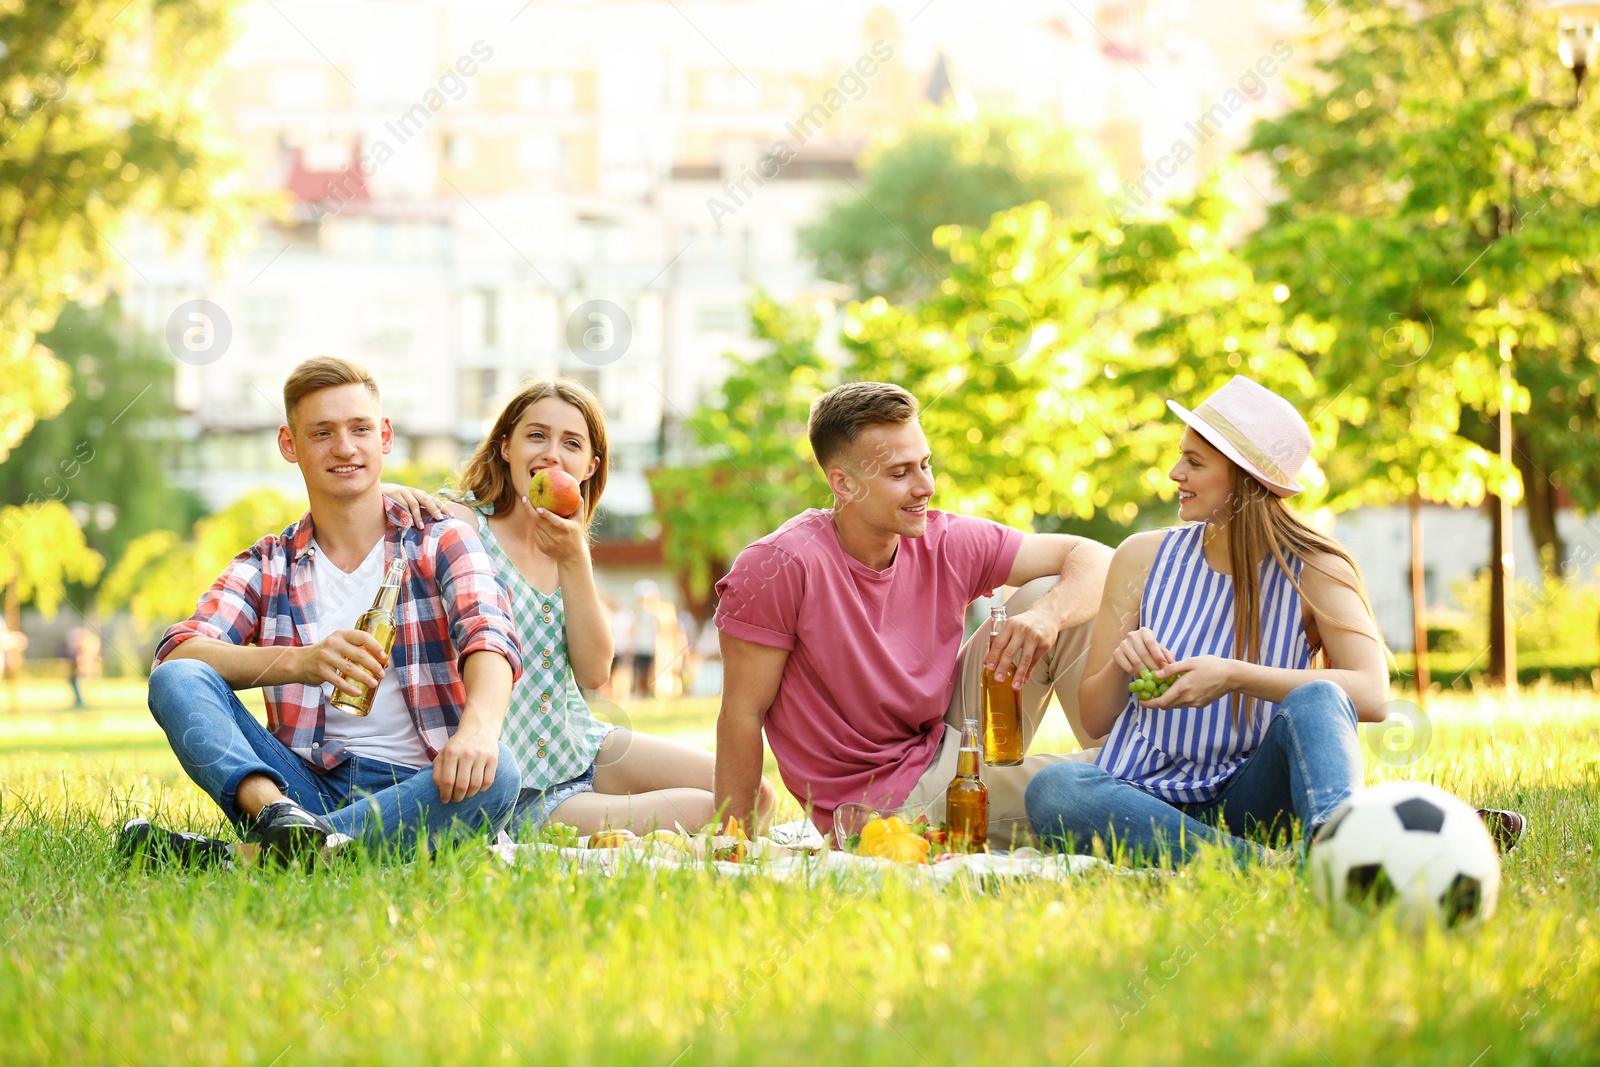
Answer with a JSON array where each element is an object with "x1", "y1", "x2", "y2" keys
[{"x1": 475, "y1": 509, "x2": 612, "y2": 790}]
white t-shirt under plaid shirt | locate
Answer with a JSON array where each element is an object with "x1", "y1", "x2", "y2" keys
[{"x1": 475, "y1": 510, "x2": 612, "y2": 789}]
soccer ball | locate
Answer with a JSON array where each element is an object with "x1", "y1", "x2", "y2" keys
[{"x1": 1308, "y1": 781, "x2": 1500, "y2": 927}]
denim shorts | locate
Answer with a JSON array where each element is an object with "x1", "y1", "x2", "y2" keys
[{"x1": 511, "y1": 763, "x2": 597, "y2": 838}]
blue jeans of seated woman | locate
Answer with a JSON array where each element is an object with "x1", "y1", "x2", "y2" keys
[
  {"x1": 146, "y1": 659, "x2": 520, "y2": 853},
  {"x1": 1025, "y1": 680, "x2": 1362, "y2": 866}
]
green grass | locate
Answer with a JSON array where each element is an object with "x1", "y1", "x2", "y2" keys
[{"x1": 2, "y1": 681, "x2": 1598, "y2": 1065}]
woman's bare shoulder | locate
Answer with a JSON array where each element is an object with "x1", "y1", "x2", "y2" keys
[
  {"x1": 1299, "y1": 548, "x2": 1362, "y2": 589},
  {"x1": 1113, "y1": 529, "x2": 1169, "y2": 566}
]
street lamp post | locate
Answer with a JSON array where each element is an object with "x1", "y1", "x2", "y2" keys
[{"x1": 1540, "y1": 2, "x2": 1600, "y2": 87}]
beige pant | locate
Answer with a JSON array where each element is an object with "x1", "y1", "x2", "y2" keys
[{"x1": 901, "y1": 577, "x2": 1102, "y2": 848}]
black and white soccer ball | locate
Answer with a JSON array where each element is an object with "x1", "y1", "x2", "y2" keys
[{"x1": 1308, "y1": 781, "x2": 1500, "y2": 927}]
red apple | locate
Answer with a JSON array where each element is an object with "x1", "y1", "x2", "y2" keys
[{"x1": 527, "y1": 467, "x2": 583, "y2": 518}]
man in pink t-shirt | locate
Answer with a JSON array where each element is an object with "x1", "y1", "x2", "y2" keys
[{"x1": 713, "y1": 382, "x2": 1113, "y2": 843}]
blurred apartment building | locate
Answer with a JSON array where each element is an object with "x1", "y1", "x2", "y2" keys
[{"x1": 119, "y1": 0, "x2": 1309, "y2": 537}]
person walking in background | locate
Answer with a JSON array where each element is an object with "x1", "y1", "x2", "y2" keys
[
  {"x1": 0, "y1": 618, "x2": 27, "y2": 714},
  {"x1": 64, "y1": 625, "x2": 101, "y2": 711},
  {"x1": 609, "y1": 597, "x2": 633, "y2": 697},
  {"x1": 631, "y1": 579, "x2": 669, "y2": 699}
]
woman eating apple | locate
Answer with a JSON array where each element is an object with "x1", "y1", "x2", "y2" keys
[{"x1": 387, "y1": 379, "x2": 774, "y2": 837}]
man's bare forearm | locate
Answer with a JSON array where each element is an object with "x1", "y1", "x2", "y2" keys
[
  {"x1": 1032, "y1": 539, "x2": 1113, "y2": 630},
  {"x1": 713, "y1": 713, "x2": 768, "y2": 829},
  {"x1": 164, "y1": 638, "x2": 306, "y2": 690},
  {"x1": 456, "y1": 650, "x2": 513, "y2": 737}
]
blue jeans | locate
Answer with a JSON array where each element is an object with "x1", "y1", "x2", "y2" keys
[
  {"x1": 147, "y1": 659, "x2": 520, "y2": 853},
  {"x1": 511, "y1": 764, "x2": 597, "y2": 839},
  {"x1": 1025, "y1": 680, "x2": 1362, "y2": 865}
]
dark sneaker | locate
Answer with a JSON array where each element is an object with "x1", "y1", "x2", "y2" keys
[
  {"x1": 255, "y1": 801, "x2": 337, "y2": 868},
  {"x1": 118, "y1": 818, "x2": 234, "y2": 871},
  {"x1": 1477, "y1": 808, "x2": 1525, "y2": 855}
]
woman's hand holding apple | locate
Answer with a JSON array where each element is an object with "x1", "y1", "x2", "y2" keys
[{"x1": 521, "y1": 499, "x2": 589, "y2": 564}]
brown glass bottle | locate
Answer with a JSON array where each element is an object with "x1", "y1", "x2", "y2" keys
[
  {"x1": 981, "y1": 606, "x2": 1024, "y2": 765},
  {"x1": 331, "y1": 557, "x2": 406, "y2": 716},
  {"x1": 945, "y1": 718, "x2": 988, "y2": 853}
]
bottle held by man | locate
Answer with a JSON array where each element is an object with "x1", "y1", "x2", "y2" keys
[
  {"x1": 945, "y1": 717, "x2": 989, "y2": 853},
  {"x1": 331, "y1": 557, "x2": 406, "y2": 716},
  {"x1": 981, "y1": 606, "x2": 1024, "y2": 765}
]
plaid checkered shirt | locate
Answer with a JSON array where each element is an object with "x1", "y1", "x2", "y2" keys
[{"x1": 154, "y1": 498, "x2": 524, "y2": 772}]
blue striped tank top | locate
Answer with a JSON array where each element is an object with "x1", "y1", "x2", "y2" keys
[{"x1": 1096, "y1": 523, "x2": 1311, "y2": 803}]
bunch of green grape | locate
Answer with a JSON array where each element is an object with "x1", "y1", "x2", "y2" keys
[
  {"x1": 537, "y1": 821, "x2": 581, "y2": 848},
  {"x1": 1129, "y1": 667, "x2": 1179, "y2": 700}
]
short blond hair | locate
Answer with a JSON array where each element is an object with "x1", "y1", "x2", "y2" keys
[
  {"x1": 283, "y1": 356, "x2": 380, "y2": 426},
  {"x1": 807, "y1": 382, "x2": 919, "y2": 469}
]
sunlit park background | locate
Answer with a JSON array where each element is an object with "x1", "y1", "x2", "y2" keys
[{"x1": 3, "y1": 0, "x2": 1600, "y2": 1063}]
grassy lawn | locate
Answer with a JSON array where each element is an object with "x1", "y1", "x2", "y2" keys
[{"x1": 1, "y1": 680, "x2": 1597, "y2": 1065}]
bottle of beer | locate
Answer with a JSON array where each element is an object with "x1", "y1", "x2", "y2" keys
[
  {"x1": 331, "y1": 556, "x2": 406, "y2": 716},
  {"x1": 945, "y1": 717, "x2": 988, "y2": 853},
  {"x1": 981, "y1": 605, "x2": 1024, "y2": 765}
]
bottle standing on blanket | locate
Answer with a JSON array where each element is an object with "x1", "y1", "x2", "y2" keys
[
  {"x1": 981, "y1": 606, "x2": 1024, "y2": 765},
  {"x1": 945, "y1": 717, "x2": 988, "y2": 853},
  {"x1": 331, "y1": 557, "x2": 406, "y2": 715}
]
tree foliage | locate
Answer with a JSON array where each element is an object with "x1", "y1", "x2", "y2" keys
[
  {"x1": 648, "y1": 295, "x2": 834, "y2": 602},
  {"x1": 99, "y1": 488, "x2": 304, "y2": 630},
  {"x1": 0, "y1": 300, "x2": 201, "y2": 570},
  {"x1": 798, "y1": 110, "x2": 1111, "y2": 303},
  {"x1": 0, "y1": 501, "x2": 104, "y2": 627},
  {"x1": 652, "y1": 190, "x2": 1326, "y2": 593},
  {"x1": 842, "y1": 188, "x2": 1323, "y2": 531},
  {"x1": 1245, "y1": 0, "x2": 1600, "y2": 573},
  {"x1": 0, "y1": 0, "x2": 247, "y2": 459}
]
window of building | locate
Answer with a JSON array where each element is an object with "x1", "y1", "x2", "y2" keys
[
  {"x1": 519, "y1": 134, "x2": 566, "y2": 172},
  {"x1": 461, "y1": 367, "x2": 498, "y2": 421},
  {"x1": 447, "y1": 134, "x2": 476, "y2": 167},
  {"x1": 516, "y1": 73, "x2": 576, "y2": 110}
]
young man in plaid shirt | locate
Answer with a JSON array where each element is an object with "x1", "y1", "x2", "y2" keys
[{"x1": 121, "y1": 357, "x2": 524, "y2": 868}]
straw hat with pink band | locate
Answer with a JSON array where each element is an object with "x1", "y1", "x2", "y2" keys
[{"x1": 1165, "y1": 376, "x2": 1313, "y2": 498}]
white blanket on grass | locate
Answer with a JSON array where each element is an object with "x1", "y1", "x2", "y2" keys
[{"x1": 489, "y1": 819, "x2": 1129, "y2": 883}]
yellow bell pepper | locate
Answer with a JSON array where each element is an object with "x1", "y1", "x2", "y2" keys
[
  {"x1": 859, "y1": 816, "x2": 891, "y2": 848},
  {"x1": 884, "y1": 815, "x2": 912, "y2": 835},
  {"x1": 859, "y1": 831, "x2": 931, "y2": 864}
]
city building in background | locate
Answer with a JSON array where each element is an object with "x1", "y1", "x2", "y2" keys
[{"x1": 120, "y1": 0, "x2": 1308, "y2": 545}]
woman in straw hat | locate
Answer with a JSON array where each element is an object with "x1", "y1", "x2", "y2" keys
[{"x1": 1026, "y1": 376, "x2": 1522, "y2": 864}]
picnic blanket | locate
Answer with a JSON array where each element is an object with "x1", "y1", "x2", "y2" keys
[{"x1": 489, "y1": 819, "x2": 1128, "y2": 884}]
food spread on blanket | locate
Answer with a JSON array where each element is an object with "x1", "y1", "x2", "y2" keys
[{"x1": 502, "y1": 814, "x2": 1118, "y2": 880}]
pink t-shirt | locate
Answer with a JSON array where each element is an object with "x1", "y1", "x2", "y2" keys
[{"x1": 714, "y1": 509, "x2": 1023, "y2": 835}]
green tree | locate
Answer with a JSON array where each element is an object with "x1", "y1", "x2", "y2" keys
[
  {"x1": 649, "y1": 191, "x2": 1327, "y2": 601},
  {"x1": 0, "y1": 501, "x2": 105, "y2": 631},
  {"x1": 99, "y1": 487, "x2": 304, "y2": 633},
  {"x1": 1244, "y1": 0, "x2": 1600, "y2": 680},
  {"x1": 647, "y1": 295, "x2": 835, "y2": 609},
  {"x1": 0, "y1": 0, "x2": 247, "y2": 460},
  {"x1": 799, "y1": 110, "x2": 1112, "y2": 302},
  {"x1": 0, "y1": 300, "x2": 202, "y2": 568},
  {"x1": 842, "y1": 189, "x2": 1323, "y2": 531}
]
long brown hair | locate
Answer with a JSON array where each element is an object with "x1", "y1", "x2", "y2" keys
[
  {"x1": 454, "y1": 378, "x2": 609, "y2": 531},
  {"x1": 1219, "y1": 463, "x2": 1386, "y2": 723}
]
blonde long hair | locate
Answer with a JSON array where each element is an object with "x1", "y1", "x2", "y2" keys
[
  {"x1": 1220, "y1": 463, "x2": 1386, "y2": 723},
  {"x1": 454, "y1": 379, "x2": 609, "y2": 531}
]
